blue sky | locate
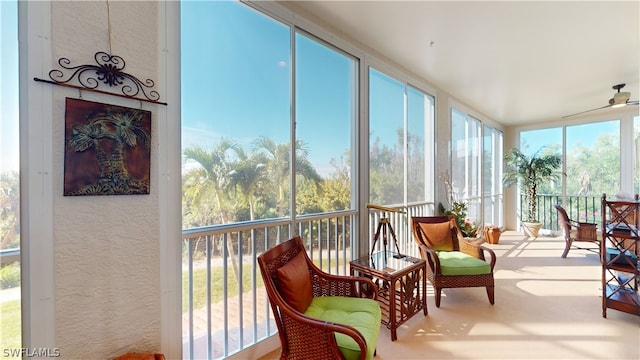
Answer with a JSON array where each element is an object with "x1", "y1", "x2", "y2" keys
[
  {"x1": 181, "y1": 1, "x2": 355, "y2": 177},
  {"x1": 521, "y1": 121, "x2": 618, "y2": 156},
  {"x1": 1, "y1": 1, "x2": 19, "y2": 173}
]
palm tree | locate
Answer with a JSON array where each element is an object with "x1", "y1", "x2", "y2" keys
[
  {"x1": 183, "y1": 139, "x2": 245, "y2": 279},
  {"x1": 252, "y1": 136, "x2": 322, "y2": 217},
  {"x1": 503, "y1": 147, "x2": 562, "y2": 224},
  {"x1": 228, "y1": 152, "x2": 268, "y2": 221},
  {"x1": 183, "y1": 139, "x2": 245, "y2": 224}
]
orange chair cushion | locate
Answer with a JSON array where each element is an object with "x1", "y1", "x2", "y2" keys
[
  {"x1": 418, "y1": 221, "x2": 454, "y2": 251},
  {"x1": 276, "y1": 251, "x2": 313, "y2": 313}
]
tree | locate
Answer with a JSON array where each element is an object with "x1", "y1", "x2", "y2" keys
[
  {"x1": 183, "y1": 139, "x2": 245, "y2": 224},
  {"x1": 183, "y1": 139, "x2": 245, "y2": 280},
  {"x1": 0, "y1": 172, "x2": 19, "y2": 250},
  {"x1": 503, "y1": 147, "x2": 562, "y2": 223},
  {"x1": 228, "y1": 152, "x2": 268, "y2": 221},
  {"x1": 252, "y1": 136, "x2": 322, "y2": 217}
]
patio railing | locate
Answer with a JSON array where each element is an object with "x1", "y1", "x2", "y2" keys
[
  {"x1": 523, "y1": 194, "x2": 602, "y2": 231},
  {"x1": 182, "y1": 193, "x2": 635, "y2": 358},
  {"x1": 181, "y1": 202, "x2": 433, "y2": 359}
]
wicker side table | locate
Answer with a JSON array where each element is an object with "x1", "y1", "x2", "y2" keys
[{"x1": 350, "y1": 251, "x2": 427, "y2": 341}]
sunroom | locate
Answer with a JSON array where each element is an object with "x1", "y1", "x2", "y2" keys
[{"x1": 2, "y1": 1, "x2": 639, "y2": 360}]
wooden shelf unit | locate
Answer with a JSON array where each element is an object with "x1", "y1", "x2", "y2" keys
[{"x1": 600, "y1": 193, "x2": 640, "y2": 318}]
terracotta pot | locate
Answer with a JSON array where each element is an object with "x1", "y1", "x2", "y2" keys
[{"x1": 483, "y1": 226, "x2": 501, "y2": 244}]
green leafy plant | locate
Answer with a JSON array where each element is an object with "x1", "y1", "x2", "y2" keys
[
  {"x1": 438, "y1": 171, "x2": 479, "y2": 238},
  {"x1": 503, "y1": 147, "x2": 562, "y2": 223},
  {"x1": 0, "y1": 262, "x2": 20, "y2": 289},
  {"x1": 438, "y1": 201, "x2": 479, "y2": 238}
]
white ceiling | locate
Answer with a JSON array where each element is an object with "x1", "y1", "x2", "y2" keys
[{"x1": 279, "y1": 1, "x2": 640, "y2": 126}]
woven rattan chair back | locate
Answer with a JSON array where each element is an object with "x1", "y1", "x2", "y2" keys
[
  {"x1": 411, "y1": 216, "x2": 496, "y2": 307},
  {"x1": 555, "y1": 204, "x2": 600, "y2": 258},
  {"x1": 258, "y1": 236, "x2": 374, "y2": 360}
]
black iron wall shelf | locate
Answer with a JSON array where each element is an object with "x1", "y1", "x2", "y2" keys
[{"x1": 34, "y1": 51, "x2": 167, "y2": 106}]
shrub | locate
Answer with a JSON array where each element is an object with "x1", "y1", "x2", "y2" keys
[{"x1": 0, "y1": 262, "x2": 20, "y2": 289}]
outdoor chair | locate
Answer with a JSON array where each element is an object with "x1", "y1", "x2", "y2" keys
[
  {"x1": 257, "y1": 236, "x2": 381, "y2": 360},
  {"x1": 555, "y1": 204, "x2": 601, "y2": 258},
  {"x1": 411, "y1": 216, "x2": 496, "y2": 307}
]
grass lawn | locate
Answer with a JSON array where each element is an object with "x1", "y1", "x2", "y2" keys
[
  {"x1": 182, "y1": 264, "x2": 264, "y2": 313},
  {"x1": 180, "y1": 258, "x2": 342, "y2": 313},
  {"x1": 1, "y1": 299, "x2": 21, "y2": 350}
]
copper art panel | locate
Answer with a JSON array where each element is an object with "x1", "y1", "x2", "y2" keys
[{"x1": 64, "y1": 98, "x2": 151, "y2": 196}]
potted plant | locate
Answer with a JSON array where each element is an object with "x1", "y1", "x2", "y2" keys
[
  {"x1": 438, "y1": 171, "x2": 480, "y2": 240},
  {"x1": 503, "y1": 147, "x2": 562, "y2": 238}
]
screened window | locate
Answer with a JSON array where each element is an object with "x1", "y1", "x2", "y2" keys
[
  {"x1": 451, "y1": 108, "x2": 482, "y2": 222},
  {"x1": 181, "y1": 3, "x2": 358, "y2": 227},
  {"x1": 407, "y1": 86, "x2": 434, "y2": 204},
  {"x1": 295, "y1": 31, "x2": 356, "y2": 214},
  {"x1": 566, "y1": 121, "x2": 620, "y2": 196},
  {"x1": 518, "y1": 120, "x2": 637, "y2": 228},
  {"x1": 520, "y1": 127, "x2": 562, "y2": 157},
  {"x1": 483, "y1": 125, "x2": 503, "y2": 227},
  {"x1": 0, "y1": 0, "x2": 21, "y2": 351},
  {"x1": 368, "y1": 69, "x2": 405, "y2": 205},
  {"x1": 182, "y1": 1, "x2": 292, "y2": 225},
  {"x1": 368, "y1": 68, "x2": 434, "y2": 207}
]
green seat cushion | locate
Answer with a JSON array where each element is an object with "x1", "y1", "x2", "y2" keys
[
  {"x1": 436, "y1": 251, "x2": 491, "y2": 276},
  {"x1": 304, "y1": 296, "x2": 381, "y2": 360}
]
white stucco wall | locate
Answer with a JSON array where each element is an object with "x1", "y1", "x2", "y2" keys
[
  {"x1": 21, "y1": 1, "x2": 180, "y2": 359},
  {"x1": 52, "y1": 2, "x2": 160, "y2": 358}
]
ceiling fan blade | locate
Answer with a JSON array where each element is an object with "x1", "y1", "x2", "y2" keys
[
  {"x1": 562, "y1": 104, "x2": 612, "y2": 118},
  {"x1": 627, "y1": 100, "x2": 639, "y2": 105}
]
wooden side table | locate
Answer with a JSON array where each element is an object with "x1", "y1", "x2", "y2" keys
[{"x1": 350, "y1": 251, "x2": 427, "y2": 341}]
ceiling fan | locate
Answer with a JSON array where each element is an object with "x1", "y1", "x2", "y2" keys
[{"x1": 562, "y1": 83, "x2": 639, "y2": 118}]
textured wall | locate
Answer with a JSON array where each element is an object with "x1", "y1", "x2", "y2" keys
[{"x1": 50, "y1": 2, "x2": 161, "y2": 358}]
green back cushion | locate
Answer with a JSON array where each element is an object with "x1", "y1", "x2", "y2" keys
[
  {"x1": 275, "y1": 251, "x2": 313, "y2": 313},
  {"x1": 437, "y1": 251, "x2": 491, "y2": 275},
  {"x1": 305, "y1": 296, "x2": 381, "y2": 360},
  {"x1": 418, "y1": 220, "x2": 455, "y2": 251}
]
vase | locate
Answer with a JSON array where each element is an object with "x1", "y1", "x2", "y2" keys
[
  {"x1": 483, "y1": 226, "x2": 501, "y2": 244},
  {"x1": 522, "y1": 221, "x2": 542, "y2": 238}
]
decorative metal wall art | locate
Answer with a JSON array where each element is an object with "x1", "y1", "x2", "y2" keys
[
  {"x1": 35, "y1": 51, "x2": 166, "y2": 105},
  {"x1": 64, "y1": 98, "x2": 152, "y2": 196}
]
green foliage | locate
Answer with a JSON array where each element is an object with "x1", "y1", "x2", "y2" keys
[
  {"x1": 0, "y1": 262, "x2": 20, "y2": 289},
  {"x1": 369, "y1": 137, "x2": 403, "y2": 205},
  {"x1": 0, "y1": 172, "x2": 20, "y2": 250},
  {"x1": 438, "y1": 202, "x2": 479, "y2": 238},
  {"x1": 503, "y1": 147, "x2": 562, "y2": 222},
  {"x1": 564, "y1": 134, "x2": 620, "y2": 195},
  {"x1": 182, "y1": 136, "x2": 351, "y2": 229},
  {"x1": 317, "y1": 158, "x2": 351, "y2": 212}
]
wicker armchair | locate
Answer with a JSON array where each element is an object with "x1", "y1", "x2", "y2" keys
[
  {"x1": 257, "y1": 236, "x2": 381, "y2": 360},
  {"x1": 411, "y1": 216, "x2": 496, "y2": 307},
  {"x1": 555, "y1": 204, "x2": 601, "y2": 258}
]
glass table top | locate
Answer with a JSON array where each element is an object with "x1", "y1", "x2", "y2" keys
[{"x1": 351, "y1": 251, "x2": 422, "y2": 274}]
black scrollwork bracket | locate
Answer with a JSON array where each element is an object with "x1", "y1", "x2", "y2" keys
[{"x1": 34, "y1": 51, "x2": 167, "y2": 105}]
